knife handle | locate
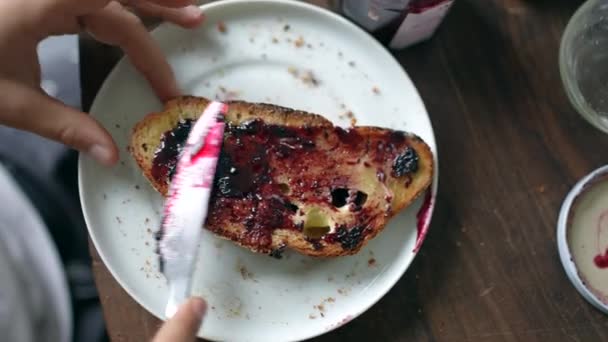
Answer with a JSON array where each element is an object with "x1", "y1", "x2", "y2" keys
[{"x1": 165, "y1": 276, "x2": 190, "y2": 318}]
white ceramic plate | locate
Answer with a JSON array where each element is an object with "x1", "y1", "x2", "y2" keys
[{"x1": 79, "y1": 1, "x2": 438, "y2": 341}]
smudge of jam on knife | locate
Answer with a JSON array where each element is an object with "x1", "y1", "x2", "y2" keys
[{"x1": 152, "y1": 118, "x2": 417, "y2": 252}]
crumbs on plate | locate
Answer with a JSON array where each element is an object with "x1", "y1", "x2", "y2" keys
[
  {"x1": 294, "y1": 36, "x2": 305, "y2": 48},
  {"x1": 217, "y1": 21, "x2": 227, "y2": 33},
  {"x1": 287, "y1": 67, "x2": 320, "y2": 87},
  {"x1": 216, "y1": 86, "x2": 240, "y2": 101}
]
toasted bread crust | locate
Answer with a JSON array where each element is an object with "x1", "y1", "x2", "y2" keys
[{"x1": 129, "y1": 96, "x2": 433, "y2": 257}]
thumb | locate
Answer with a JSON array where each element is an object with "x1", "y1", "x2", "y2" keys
[
  {"x1": 153, "y1": 297, "x2": 207, "y2": 342},
  {"x1": 0, "y1": 81, "x2": 118, "y2": 165}
]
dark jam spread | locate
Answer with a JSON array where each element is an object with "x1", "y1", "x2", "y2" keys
[
  {"x1": 151, "y1": 118, "x2": 418, "y2": 251},
  {"x1": 151, "y1": 119, "x2": 193, "y2": 182}
]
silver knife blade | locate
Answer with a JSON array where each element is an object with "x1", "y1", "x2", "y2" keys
[{"x1": 157, "y1": 101, "x2": 228, "y2": 318}]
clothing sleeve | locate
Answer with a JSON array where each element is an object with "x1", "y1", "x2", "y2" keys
[{"x1": 0, "y1": 164, "x2": 72, "y2": 342}]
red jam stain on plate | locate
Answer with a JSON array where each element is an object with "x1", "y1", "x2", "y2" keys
[
  {"x1": 595, "y1": 210, "x2": 608, "y2": 269},
  {"x1": 594, "y1": 249, "x2": 608, "y2": 268},
  {"x1": 414, "y1": 190, "x2": 433, "y2": 253}
]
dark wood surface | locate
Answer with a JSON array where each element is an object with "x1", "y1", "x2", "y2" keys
[{"x1": 82, "y1": 0, "x2": 608, "y2": 341}]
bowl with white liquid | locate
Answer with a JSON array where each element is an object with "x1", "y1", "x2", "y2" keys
[{"x1": 558, "y1": 165, "x2": 608, "y2": 314}]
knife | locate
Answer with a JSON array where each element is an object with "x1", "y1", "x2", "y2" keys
[{"x1": 157, "y1": 101, "x2": 228, "y2": 318}]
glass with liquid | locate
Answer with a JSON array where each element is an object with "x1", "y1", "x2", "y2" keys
[{"x1": 561, "y1": 0, "x2": 608, "y2": 133}]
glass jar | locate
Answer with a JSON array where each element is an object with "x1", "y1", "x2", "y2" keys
[
  {"x1": 561, "y1": 0, "x2": 608, "y2": 133},
  {"x1": 339, "y1": 0, "x2": 454, "y2": 49}
]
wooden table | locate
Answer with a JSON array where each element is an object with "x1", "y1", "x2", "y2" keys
[{"x1": 82, "y1": 0, "x2": 608, "y2": 340}]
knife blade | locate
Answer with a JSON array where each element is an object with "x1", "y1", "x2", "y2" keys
[{"x1": 157, "y1": 101, "x2": 228, "y2": 318}]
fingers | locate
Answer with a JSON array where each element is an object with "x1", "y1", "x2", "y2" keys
[
  {"x1": 122, "y1": 0, "x2": 196, "y2": 8},
  {"x1": 0, "y1": 80, "x2": 118, "y2": 165},
  {"x1": 81, "y1": 2, "x2": 180, "y2": 101},
  {"x1": 152, "y1": 297, "x2": 206, "y2": 342},
  {"x1": 131, "y1": 3, "x2": 204, "y2": 29},
  {"x1": 49, "y1": 0, "x2": 195, "y2": 15}
]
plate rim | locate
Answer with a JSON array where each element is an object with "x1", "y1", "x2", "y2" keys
[{"x1": 78, "y1": 0, "x2": 439, "y2": 340}]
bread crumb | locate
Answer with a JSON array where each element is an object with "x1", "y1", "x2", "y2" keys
[
  {"x1": 294, "y1": 36, "x2": 305, "y2": 48},
  {"x1": 328, "y1": 276, "x2": 334, "y2": 282},
  {"x1": 145, "y1": 242, "x2": 149, "y2": 246},
  {"x1": 272, "y1": 37, "x2": 279, "y2": 43},
  {"x1": 239, "y1": 265, "x2": 255, "y2": 281},
  {"x1": 309, "y1": 314, "x2": 317, "y2": 319},
  {"x1": 145, "y1": 218, "x2": 150, "y2": 224},
  {"x1": 287, "y1": 66, "x2": 299, "y2": 77},
  {"x1": 348, "y1": 61, "x2": 355, "y2": 67},
  {"x1": 300, "y1": 71, "x2": 319, "y2": 87},
  {"x1": 146, "y1": 228, "x2": 152, "y2": 233},
  {"x1": 372, "y1": 86, "x2": 380, "y2": 94},
  {"x1": 116, "y1": 217, "x2": 122, "y2": 224},
  {"x1": 135, "y1": 185, "x2": 140, "y2": 190},
  {"x1": 103, "y1": 193, "x2": 107, "y2": 200},
  {"x1": 217, "y1": 86, "x2": 240, "y2": 101},
  {"x1": 368, "y1": 258, "x2": 377, "y2": 267},
  {"x1": 337, "y1": 287, "x2": 350, "y2": 295},
  {"x1": 217, "y1": 21, "x2": 227, "y2": 33},
  {"x1": 249, "y1": 37, "x2": 255, "y2": 43},
  {"x1": 115, "y1": 124, "x2": 120, "y2": 128},
  {"x1": 283, "y1": 24, "x2": 290, "y2": 31},
  {"x1": 327, "y1": 297, "x2": 335, "y2": 303}
]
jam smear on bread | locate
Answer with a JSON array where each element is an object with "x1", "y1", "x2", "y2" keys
[{"x1": 151, "y1": 118, "x2": 419, "y2": 252}]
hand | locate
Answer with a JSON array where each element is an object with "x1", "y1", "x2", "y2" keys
[
  {"x1": 0, "y1": 0, "x2": 204, "y2": 166},
  {"x1": 152, "y1": 297, "x2": 207, "y2": 342}
]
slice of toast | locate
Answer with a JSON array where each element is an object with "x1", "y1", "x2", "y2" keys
[{"x1": 129, "y1": 96, "x2": 434, "y2": 257}]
